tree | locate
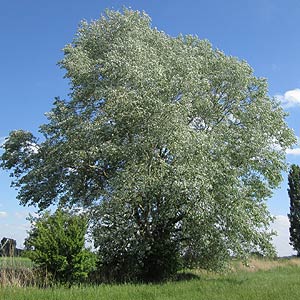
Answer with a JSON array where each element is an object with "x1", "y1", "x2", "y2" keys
[
  {"x1": 24, "y1": 209, "x2": 96, "y2": 285},
  {"x1": 288, "y1": 164, "x2": 300, "y2": 256},
  {"x1": 0, "y1": 8, "x2": 296, "y2": 281}
]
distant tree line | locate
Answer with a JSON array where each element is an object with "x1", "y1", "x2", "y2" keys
[{"x1": 0, "y1": 237, "x2": 23, "y2": 257}]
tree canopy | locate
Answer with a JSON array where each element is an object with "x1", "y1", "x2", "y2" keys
[{"x1": 0, "y1": 8, "x2": 296, "y2": 281}]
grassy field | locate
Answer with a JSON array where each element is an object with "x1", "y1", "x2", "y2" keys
[
  {"x1": 0, "y1": 257, "x2": 35, "y2": 287},
  {"x1": 1, "y1": 258, "x2": 300, "y2": 300},
  {"x1": 0, "y1": 257, "x2": 34, "y2": 269}
]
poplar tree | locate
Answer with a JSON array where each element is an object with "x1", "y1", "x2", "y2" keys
[
  {"x1": 288, "y1": 164, "x2": 300, "y2": 256},
  {"x1": 1, "y1": 8, "x2": 296, "y2": 281}
]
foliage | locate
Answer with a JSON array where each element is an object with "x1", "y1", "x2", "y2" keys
[
  {"x1": 24, "y1": 209, "x2": 96, "y2": 285},
  {"x1": 0, "y1": 8, "x2": 296, "y2": 281},
  {"x1": 288, "y1": 164, "x2": 300, "y2": 256}
]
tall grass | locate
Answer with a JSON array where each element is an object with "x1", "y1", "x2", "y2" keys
[
  {"x1": 0, "y1": 256, "x2": 35, "y2": 287},
  {"x1": 1, "y1": 259, "x2": 300, "y2": 299},
  {"x1": 0, "y1": 257, "x2": 34, "y2": 269},
  {"x1": 230, "y1": 256, "x2": 300, "y2": 272}
]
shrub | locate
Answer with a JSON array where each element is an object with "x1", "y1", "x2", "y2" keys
[{"x1": 24, "y1": 209, "x2": 96, "y2": 285}]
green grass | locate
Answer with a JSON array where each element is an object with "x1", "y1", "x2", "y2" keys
[
  {"x1": 0, "y1": 257, "x2": 35, "y2": 287},
  {"x1": 1, "y1": 265, "x2": 300, "y2": 300},
  {"x1": 0, "y1": 257, "x2": 34, "y2": 269}
]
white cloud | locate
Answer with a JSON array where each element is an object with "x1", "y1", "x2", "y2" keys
[
  {"x1": 271, "y1": 215, "x2": 296, "y2": 257},
  {"x1": 276, "y1": 88, "x2": 300, "y2": 108},
  {"x1": 0, "y1": 209, "x2": 36, "y2": 248},
  {"x1": 0, "y1": 211, "x2": 8, "y2": 218},
  {"x1": 286, "y1": 136, "x2": 300, "y2": 156},
  {"x1": 286, "y1": 148, "x2": 300, "y2": 155}
]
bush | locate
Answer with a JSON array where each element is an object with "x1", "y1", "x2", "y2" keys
[{"x1": 24, "y1": 209, "x2": 96, "y2": 286}]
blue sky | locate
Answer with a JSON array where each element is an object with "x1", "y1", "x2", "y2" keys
[{"x1": 0, "y1": 0, "x2": 299, "y2": 255}]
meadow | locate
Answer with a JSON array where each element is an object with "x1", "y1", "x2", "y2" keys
[
  {"x1": 1, "y1": 257, "x2": 300, "y2": 300},
  {"x1": 0, "y1": 257, "x2": 33, "y2": 269}
]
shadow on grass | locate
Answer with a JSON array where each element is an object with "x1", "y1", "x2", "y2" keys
[
  {"x1": 207, "y1": 277, "x2": 247, "y2": 285},
  {"x1": 172, "y1": 272, "x2": 200, "y2": 282},
  {"x1": 173, "y1": 272, "x2": 247, "y2": 285}
]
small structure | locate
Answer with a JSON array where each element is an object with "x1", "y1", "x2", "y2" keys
[{"x1": 0, "y1": 237, "x2": 23, "y2": 257}]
